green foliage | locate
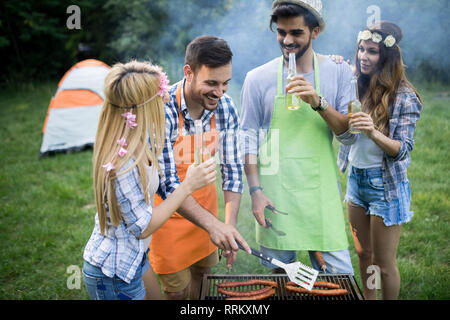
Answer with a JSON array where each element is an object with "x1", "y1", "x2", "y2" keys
[
  {"x1": 0, "y1": 0, "x2": 111, "y2": 83},
  {"x1": 1, "y1": 0, "x2": 448, "y2": 84},
  {"x1": 0, "y1": 0, "x2": 236, "y2": 84}
]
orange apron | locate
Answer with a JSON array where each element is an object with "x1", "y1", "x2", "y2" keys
[{"x1": 149, "y1": 84, "x2": 219, "y2": 274}]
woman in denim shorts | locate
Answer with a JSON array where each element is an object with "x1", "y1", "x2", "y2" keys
[
  {"x1": 82, "y1": 61, "x2": 216, "y2": 300},
  {"x1": 337, "y1": 21, "x2": 422, "y2": 299}
]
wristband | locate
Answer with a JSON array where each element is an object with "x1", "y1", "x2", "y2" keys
[{"x1": 249, "y1": 186, "x2": 263, "y2": 195}]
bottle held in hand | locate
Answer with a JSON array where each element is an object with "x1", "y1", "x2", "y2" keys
[
  {"x1": 348, "y1": 76, "x2": 362, "y2": 134},
  {"x1": 286, "y1": 52, "x2": 301, "y2": 111},
  {"x1": 194, "y1": 120, "x2": 211, "y2": 165},
  {"x1": 201, "y1": 143, "x2": 211, "y2": 162},
  {"x1": 194, "y1": 120, "x2": 203, "y2": 165}
]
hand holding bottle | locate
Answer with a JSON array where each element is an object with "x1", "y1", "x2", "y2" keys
[
  {"x1": 184, "y1": 158, "x2": 216, "y2": 193},
  {"x1": 286, "y1": 75, "x2": 320, "y2": 109},
  {"x1": 349, "y1": 112, "x2": 376, "y2": 137}
]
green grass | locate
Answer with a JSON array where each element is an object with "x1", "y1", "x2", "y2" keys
[{"x1": 0, "y1": 81, "x2": 448, "y2": 299}]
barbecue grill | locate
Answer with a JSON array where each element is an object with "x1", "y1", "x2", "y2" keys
[{"x1": 200, "y1": 274, "x2": 364, "y2": 300}]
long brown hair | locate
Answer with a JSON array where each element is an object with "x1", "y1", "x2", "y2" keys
[
  {"x1": 93, "y1": 60, "x2": 166, "y2": 234},
  {"x1": 355, "y1": 21, "x2": 421, "y2": 135}
]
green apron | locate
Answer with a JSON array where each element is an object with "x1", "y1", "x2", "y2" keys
[{"x1": 257, "y1": 53, "x2": 348, "y2": 251}]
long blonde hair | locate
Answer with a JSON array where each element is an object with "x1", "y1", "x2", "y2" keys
[{"x1": 93, "y1": 60, "x2": 166, "y2": 234}]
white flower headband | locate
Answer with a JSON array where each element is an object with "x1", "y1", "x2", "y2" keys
[
  {"x1": 102, "y1": 68, "x2": 170, "y2": 173},
  {"x1": 358, "y1": 30, "x2": 396, "y2": 48}
]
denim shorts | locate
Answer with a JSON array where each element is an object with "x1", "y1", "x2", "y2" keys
[
  {"x1": 345, "y1": 165, "x2": 413, "y2": 226},
  {"x1": 83, "y1": 250, "x2": 150, "y2": 300},
  {"x1": 259, "y1": 246, "x2": 354, "y2": 275}
]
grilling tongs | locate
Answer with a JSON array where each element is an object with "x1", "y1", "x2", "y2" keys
[{"x1": 238, "y1": 243, "x2": 319, "y2": 291}]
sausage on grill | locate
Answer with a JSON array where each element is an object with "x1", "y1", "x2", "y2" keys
[
  {"x1": 225, "y1": 288, "x2": 276, "y2": 300},
  {"x1": 286, "y1": 285, "x2": 348, "y2": 296},
  {"x1": 287, "y1": 281, "x2": 340, "y2": 289},
  {"x1": 314, "y1": 281, "x2": 341, "y2": 289},
  {"x1": 218, "y1": 286, "x2": 273, "y2": 297},
  {"x1": 217, "y1": 279, "x2": 278, "y2": 288}
]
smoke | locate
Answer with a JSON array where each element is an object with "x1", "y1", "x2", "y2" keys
[
  {"x1": 316, "y1": 0, "x2": 450, "y2": 75},
  {"x1": 163, "y1": 0, "x2": 449, "y2": 102},
  {"x1": 206, "y1": 0, "x2": 280, "y2": 87},
  {"x1": 160, "y1": 0, "x2": 450, "y2": 103}
]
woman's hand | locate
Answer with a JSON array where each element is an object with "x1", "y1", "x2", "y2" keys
[
  {"x1": 162, "y1": 91, "x2": 170, "y2": 104},
  {"x1": 349, "y1": 112, "x2": 376, "y2": 137},
  {"x1": 184, "y1": 158, "x2": 216, "y2": 194},
  {"x1": 140, "y1": 158, "x2": 216, "y2": 239},
  {"x1": 350, "y1": 112, "x2": 402, "y2": 158}
]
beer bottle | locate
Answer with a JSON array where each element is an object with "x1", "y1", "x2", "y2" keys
[{"x1": 286, "y1": 52, "x2": 301, "y2": 110}]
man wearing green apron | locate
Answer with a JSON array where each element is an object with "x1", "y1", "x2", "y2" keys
[{"x1": 240, "y1": 0, "x2": 354, "y2": 274}]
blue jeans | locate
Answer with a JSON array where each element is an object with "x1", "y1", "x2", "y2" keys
[
  {"x1": 345, "y1": 165, "x2": 413, "y2": 226},
  {"x1": 82, "y1": 251, "x2": 149, "y2": 300},
  {"x1": 259, "y1": 246, "x2": 354, "y2": 275}
]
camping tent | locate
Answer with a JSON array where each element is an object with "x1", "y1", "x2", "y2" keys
[{"x1": 39, "y1": 59, "x2": 110, "y2": 158}]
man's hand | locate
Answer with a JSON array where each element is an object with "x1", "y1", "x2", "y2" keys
[
  {"x1": 177, "y1": 196, "x2": 251, "y2": 257},
  {"x1": 286, "y1": 75, "x2": 320, "y2": 109},
  {"x1": 207, "y1": 219, "x2": 251, "y2": 257},
  {"x1": 329, "y1": 54, "x2": 351, "y2": 65},
  {"x1": 251, "y1": 190, "x2": 276, "y2": 228}
]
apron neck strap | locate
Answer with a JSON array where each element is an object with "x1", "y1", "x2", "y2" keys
[
  {"x1": 277, "y1": 52, "x2": 321, "y2": 96},
  {"x1": 277, "y1": 56, "x2": 284, "y2": 96},
  {"x1": 175, "y1": 83, "x2": 216, "y2": 135}
]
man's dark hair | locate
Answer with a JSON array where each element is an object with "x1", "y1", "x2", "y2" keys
[
  {"x1": 270, "y1": 3, "x2": 320, "y2": 32},
  {"x1": 185, "y1": 35, "x2": 233, "y2": 72}
]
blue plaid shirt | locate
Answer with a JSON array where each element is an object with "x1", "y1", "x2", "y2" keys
[
  {"x1": 156, "y1": 80, "x2": 244, "y2": 199},
  {"x1": 83, "y1": 158, "x2": 158, "y2": 283},
  {"x1": 337, "y1": 87, "x2": 423, "y2": 201}
]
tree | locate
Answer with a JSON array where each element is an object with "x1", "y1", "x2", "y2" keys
[{"x1": 0, "y1": 0, "x2": 113, "y2": 83}]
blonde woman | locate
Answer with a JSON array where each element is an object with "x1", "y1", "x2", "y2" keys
[{"x1": 82, "y1": 61, "x2": 216, "y2": 300}]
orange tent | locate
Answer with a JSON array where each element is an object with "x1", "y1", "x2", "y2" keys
[{"x1": 39, "y1": 59, "x2": 110, "y2": 157}]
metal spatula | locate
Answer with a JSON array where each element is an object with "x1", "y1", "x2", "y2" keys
[{"x1": 238, "y1": 243, "x2": 318, "y2": 291}]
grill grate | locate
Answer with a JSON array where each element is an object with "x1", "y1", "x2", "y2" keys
[{"x1": 200, "y1": 274, "x2": 364, "y2": 300}]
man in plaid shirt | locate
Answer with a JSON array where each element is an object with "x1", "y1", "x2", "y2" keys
[{"x1": 150, "y1": 36, "x2": 249, "y2": 300}]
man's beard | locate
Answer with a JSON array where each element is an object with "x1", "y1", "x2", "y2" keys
[
  {"x1": 190, "y1": 82, "x2": 220, "y2": 110},
  {"x1": 281, "y1": 34, "x2": 312, "y2": 63}
]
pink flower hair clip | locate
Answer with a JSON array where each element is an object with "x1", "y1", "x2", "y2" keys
[
  {"x1": 155, "y1": 67, "x2": 170, "y2": 97},
  {"x1": 102, "y1": 162, "x2": 115, "y2": 172},
  {"x1": 117, "y1": 137, "x2": 127, "y2": 147},
  {"x1": 122, "y1": 111, "x2": 137, "y2": 129}
]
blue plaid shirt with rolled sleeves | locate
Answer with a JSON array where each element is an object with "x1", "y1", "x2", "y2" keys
[
  {"x1": 336, "y1": 87, "x2": 423, "y2": 201},
  {"x1": 83, "y1": 158, "x2": 156, "y2": 284},
  {"x1": 156, "y1": 80, "x2": 244, "y2": 200}
]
